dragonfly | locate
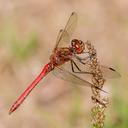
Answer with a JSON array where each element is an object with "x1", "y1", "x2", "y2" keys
[{"x1": 9, "y1": 12, "x2": 120, "y2": 115}]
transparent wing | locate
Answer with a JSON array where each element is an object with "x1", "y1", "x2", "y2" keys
[
  {"x1": 53, "y1": 66, "x2": 106, "y2": 93},
  {"x1": 70, "y1": 58, "x2": 121, "y2": 79},
  {"x1": 64, "y1": 12, "x2": 77, "y2": 39},
  {"x1": 53, "y1": 29, "x2": 70, "y2": 52},
  {"x1": 53, "y1": 66, "x2": 107, "y2": 92},
  {"x1": 53, "y1": 66, "x2": 93, "y2": 87},
  {"x1": 53, "y1": 12, "x2": 77, "y2": 51},
  {"x1": 55, "y1": 29, "x2": 63, "y2": 47},
  {"x1": 100, "y1": 65, "x2": 121, "y2": 78}
]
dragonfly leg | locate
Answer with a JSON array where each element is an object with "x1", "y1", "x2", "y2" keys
[
  {"x1": 71, "y1": 60, "x2": 81, "y2": 72},
  {"x1": 70, "y1": 60, "x2": 93, "y2": 75}
]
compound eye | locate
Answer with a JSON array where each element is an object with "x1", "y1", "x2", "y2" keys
[
  {"x1": 71, "y1": 39, "x2": 78, "y2": 47},
  {"x1": 71, "y1": 41, "x2": 75, "y2": 47}
]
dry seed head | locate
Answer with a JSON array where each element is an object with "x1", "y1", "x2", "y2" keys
[{"x1": 86, "y1": 41, "x2": 108, "y2": 128}]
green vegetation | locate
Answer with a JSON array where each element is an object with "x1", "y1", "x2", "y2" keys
[
  {"x1": 0, "y1": 22, "x2": 38, "y2": 61},
  {"x1": 11, "y1": 32, "x2": 38, "y2": 60}
]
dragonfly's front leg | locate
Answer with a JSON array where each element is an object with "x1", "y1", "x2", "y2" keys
[
  {"x1": 70, "y1": 60, "x2": 93, "y2": 75},
  {"x1": 71, "y1": 60, "x2": 81, "y2": 72}
]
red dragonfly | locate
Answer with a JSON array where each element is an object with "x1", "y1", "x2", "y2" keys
[{"x1": 9, "y1": 12, "x2": 120, "y2": 114}]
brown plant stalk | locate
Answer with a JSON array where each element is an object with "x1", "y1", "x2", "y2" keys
[{"x1": 85, "y1": 41, "x2": 109, "y2": 128}]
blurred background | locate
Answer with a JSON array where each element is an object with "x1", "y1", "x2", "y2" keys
[{"x1": 0, "y1": 0, "x2": 127, "y2": 128}]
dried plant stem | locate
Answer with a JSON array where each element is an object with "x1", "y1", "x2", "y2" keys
[{"x1": 85, "y1": 41, "x2": 109, "y2": 128}]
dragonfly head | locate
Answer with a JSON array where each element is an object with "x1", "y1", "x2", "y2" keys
[{"x1": 71, "y1": 39, "x2": 85, "y2": 54}]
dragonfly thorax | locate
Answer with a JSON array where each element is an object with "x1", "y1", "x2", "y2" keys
[
  {"x1": 71, "y1": 39, "x2": 85, "y2": 54},
  {"x1": 50, "y1": 47, "x2": 72, "y2": 67}
]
